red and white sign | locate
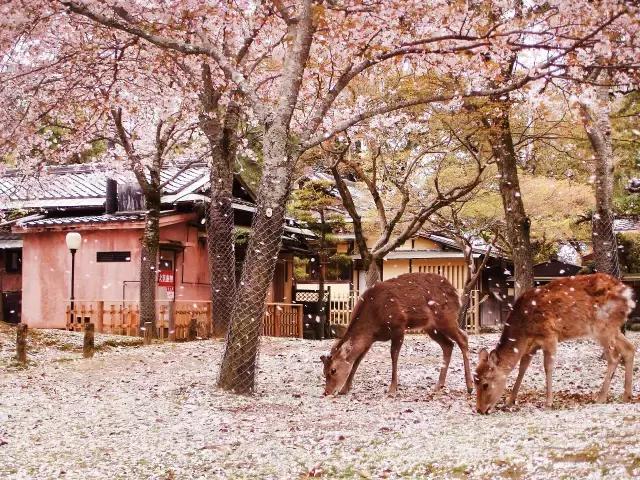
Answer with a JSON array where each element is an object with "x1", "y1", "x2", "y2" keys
[
  {"x1": 158, "y1": 270, "x2": 174, "y2": 287},
  {"x1": 158, "y1": 269, "x2": 175, "y2": 299}
]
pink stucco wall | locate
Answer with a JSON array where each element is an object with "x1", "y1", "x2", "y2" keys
[{"x1": 19, "y1": 214, "x2": 211, "y2": 329}]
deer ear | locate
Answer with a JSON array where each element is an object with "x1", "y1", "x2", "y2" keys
[
  {"x1": 320, "y1": 355, "x2": 329, "y2": 365},
  {"x1": 338, "y1": 340, "x2": 352, "y2": 358},
  {"x1": 489, "y1": 350, "x2": 499, "y2": 366},
  {"x1": 478, "y1": 348, "x2": 489, "y2": 363}
]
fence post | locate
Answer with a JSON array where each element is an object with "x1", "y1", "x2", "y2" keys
[
  {"x1": 297, "y1": 305, "x2": 304, "y2": 339},
  {"x1": 96, "y1": 301, "x2": 104, "y2": 333},
  {"x1": 168, "y1": 301, "x2": 176, "y2": 341},
  {"x1": 144, "y1": 321, "x2": 152, "y2": 345},
  {"x1": 16, "y1": 323, "x2": 27, "y2": 364},
  {"x1": 205, "y1": 303, "x2": 213, "y2": 338},
  {"x1": 83, "y1": 323, "x2": 95, "y2": 358},
  {"x1": 188, "y1": 317, "x2": 197, "y2": 341},
  {"x1": 274, "y1": 305, "x2": 281, "y2": 337}
]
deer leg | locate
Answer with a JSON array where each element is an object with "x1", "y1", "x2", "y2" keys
[
  {"x1": 615, "y1": 333, "x2": 635, "y2": 402},
  {"x1": 427, "y1": 330, "x2": 454, "y2": 391},
  {"x1": 388, "y1": 333, "x2": 404, "y2": 395},
  {"x1": 597, "y1": 336, "x2": 621, "y2": 403},
  {"x1": 543, "y1": 346, "x2": 556, "y2": 408},
  {"x1": 508, "y1": 350, "x2": 535, "y2": 406},
  {"x1": 339, "y1": 347, "x2": 369, "y2": 395},
  {"x1": 446, "y1": 327, "x2": 474, "y2": 393}
]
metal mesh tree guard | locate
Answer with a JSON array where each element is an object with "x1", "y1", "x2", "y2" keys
[
  {"x1": 217, "y1": 198, "x2": 288, "y2": 394},
  {"x1": 139, "y1": 201, "x2": 160, "y2": 337},
  {"x1": 206, "y1": 194, "x2": 236, "y2": 336},
  {"x1": 592, "y1": 211, "x2": 621, "y2": 278}
]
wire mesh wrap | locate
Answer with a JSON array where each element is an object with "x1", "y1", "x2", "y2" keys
[
  {"x1": 139, "y1": 202, "x2": 160, "y2": 337},
  {"x1": 592, "y1": 211, "x2": 621, "y2": 278},
  {"x1": 206, "y1": 193, "x2": 236, "y2": 336},
  {"x1": 217, "y1": 198, "x2": 288, "y2": 394}
]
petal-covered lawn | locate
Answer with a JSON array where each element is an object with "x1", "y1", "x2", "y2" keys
[{"x1": 1, "y1": 328, "x2": 639, "y2": 479}]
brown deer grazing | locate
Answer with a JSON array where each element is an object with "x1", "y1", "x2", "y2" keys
[
  {"x1": 475, "y1": 273, "x2": 635, "y2": 414},
  {"x1": 320, "y1": 272, "x2": 473, "y2": 396}
]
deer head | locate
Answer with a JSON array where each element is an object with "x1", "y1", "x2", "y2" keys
[
  {"x1": 475, "y1": 348, "x2": 508, "y2": 414},
  {"x1": 321, "y1": 341, "x2": 354, "y2": 396}
]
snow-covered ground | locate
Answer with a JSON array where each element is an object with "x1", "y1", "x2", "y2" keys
[{"x1": 1, "y1": 327, "x2": 639, "y2": 479}]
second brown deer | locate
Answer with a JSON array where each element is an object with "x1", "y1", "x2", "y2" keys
[
  {"x1": 475, "y1": 273, "x2": 635, "y2": 413},
  {"x1": 321, "y1": 272, "x2": 473, "y2": 396}
]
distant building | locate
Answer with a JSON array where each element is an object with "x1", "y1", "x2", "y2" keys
[{"x1": 0, "y1": 164, "x2": 313, "y2": 330}]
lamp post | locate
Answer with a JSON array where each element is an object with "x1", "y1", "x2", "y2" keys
[{"x1": 66, "y1": 232, "x2": 82, "y2": 324}]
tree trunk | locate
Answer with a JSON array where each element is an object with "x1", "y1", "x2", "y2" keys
[
  {"x1": 579, "y1": 91, "x2": 620, "y2": 277},
  {"x1": 199, "y1": 65, "x2": 239, "y2": 337},
  {"x1": 217, "y1": 122, "x2": 294, "y2": 393},
  {"x1": 207, "y1": 165, "x2": 236, "y2": 337},
  {"x1": 485, "y1": 105, "x2": 534, "y2": 298},
  {"x1": 315, "y1": 216, "x2": 327, "y2": 318},
  {"x1": 457, "y1": 288, "x2": 473, "y2": 329},
  {"x1": 365, "y1": 258, "x2": 381, "y2": 288},
  {"x1": 316, "y1": 254, "x2": 326, "y2": 312},
  {"x1": 457, "y1": 243, "x2": 475, "y2": 329},
  {"x1": 316, "y1": 252, "x2": 327, "y2": 340},
  {"x1": 456, "y1": 237, "x2": 495, "y2": 329},
  {"x1": 217, "y1": 0, "x2": 313, "y2": 394},
  {"x1": 140, "y1": 194, "x2": 160, "y2": 336}
]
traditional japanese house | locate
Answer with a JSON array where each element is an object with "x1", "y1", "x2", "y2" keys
[{"x1": 0, "y1": 164, "x2": 313, "y2": 336}]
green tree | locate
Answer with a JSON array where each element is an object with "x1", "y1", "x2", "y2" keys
[{"x1": 290, "y1": 179, "x2": 344, "y2": 333}]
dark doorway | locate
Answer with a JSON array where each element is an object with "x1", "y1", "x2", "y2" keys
[
  {"x1": 2, "y1": 292, "x2": 21, "y2": 324},
  {"x1": 273, "y1": 261, "x2": 286, "y2": 303}
]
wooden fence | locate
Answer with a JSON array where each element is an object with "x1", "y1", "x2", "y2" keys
[
  {"x1": 329, "y1": 291, "x2": 359, "y2": 326},
  {"x1": 263, "y1": 303, "x2": 304, "y2": 338},
  {"x1": 65, "y1": 300, "x2": 304, "y2": 340}
]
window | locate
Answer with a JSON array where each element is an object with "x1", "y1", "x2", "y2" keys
[
  {"x1": 294, "y1": 254, "x2": 352, "y2": 282},
  {"x1": 159, "y1": 258, "x2": 173, "y2": 270},
  {"x1": 97, "y1": 251, "x2": 131, "y2": 262},
  {"x1": 5, "y1": 249, "x2": 21, "y2": 273}
]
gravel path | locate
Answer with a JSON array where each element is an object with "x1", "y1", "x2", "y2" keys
[{"x1": 1, "y1": 330, "x2": 639, "y2": 479}]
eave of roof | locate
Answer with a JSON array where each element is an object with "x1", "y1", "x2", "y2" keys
[
  {"x1": 17, "y1": 213, "x2": 146, "y2": 229},
  {"x1": 13, "y1": 210, "x2": 199, "y2": 231},
  {"x1": 0, "y1": 239, "x2": 22, "y2": 249},
  {"x1": 0, "y1": 163, "x2": 214, "y2": 211},
  {"x1": 351, "y1": 250, "x2": 466, "y2": 260}
]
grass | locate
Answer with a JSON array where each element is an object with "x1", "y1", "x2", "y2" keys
[
  {"x1": 627, "y1": 455, "x2": 640, "y2": 476},
  {"x1": 492, "y1": 460, "x2": 526, "y2": 479},
  {"x1": 550, "y1": 444, "x2": 601, "y2": 463}
]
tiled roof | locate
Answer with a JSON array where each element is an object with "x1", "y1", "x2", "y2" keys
[
  {"x1": 19, "y1": 213, "x2": 145, "y2": 228},
  {"x1": 0, "y1": 163, "x2": 209, "y2": 209},
  {"x1": 0, "y1": 231, "x2": 21, "y2": 240},
  {"x1": 614, "y1": 217, "x2": 640, "y2": 232},
  {"x1": 0, "y1": 230, "x2": 22, "y2": 249}
]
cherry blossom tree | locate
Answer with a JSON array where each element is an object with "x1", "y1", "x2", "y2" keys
[
  {"x1": 3, "y1": 0, "x2": 638, "y2": 393},
  {"x1": 0, "y1": 9, "x2": 203, "y2": 334},
  {"x1": 430, "y1": 205, "x2": 501, "y2": 328},
  {"x1": 328, "y1": 120, "x2": 492, "y2": 288}
]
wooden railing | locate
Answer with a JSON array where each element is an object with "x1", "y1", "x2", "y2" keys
[
  {"x1": 65, "y1": 300, "x2": 212, "y2": 340},
  {"x1": 329, "y1": 291, "x2": 359, "y2": 326},
  {"x1": 66, "y1": 300, "x2": 304, "y2": 340},
  {"x1": 263, "y1": 303, "x2": 304, "y2": 338}
]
